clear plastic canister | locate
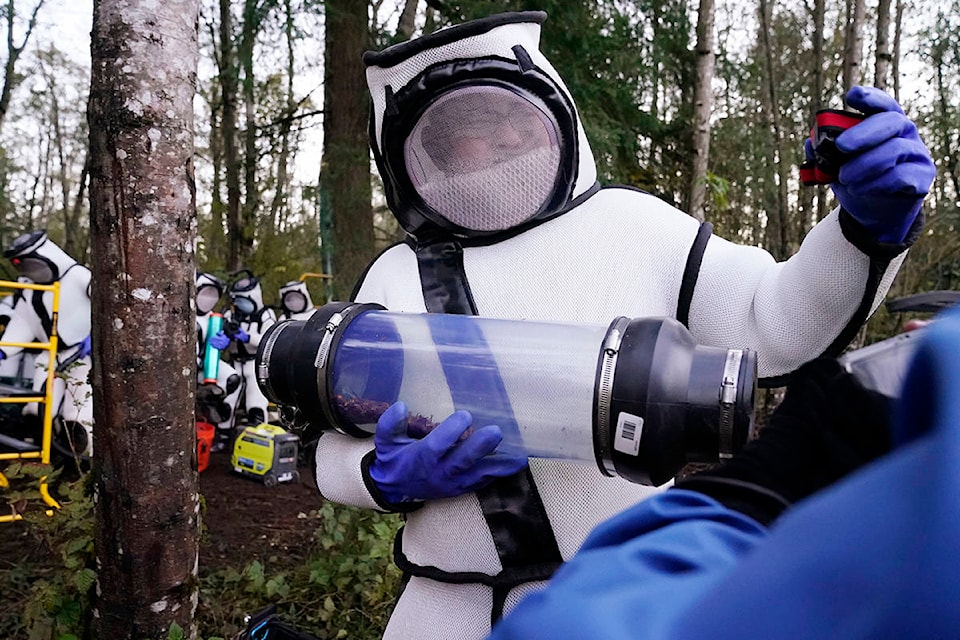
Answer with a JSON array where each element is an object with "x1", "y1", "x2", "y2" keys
[{"x1": 330, "y1": 310, "x2": 608, "y2": 461}]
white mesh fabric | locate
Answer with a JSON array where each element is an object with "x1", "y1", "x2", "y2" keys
[
  {"x1": 689, "y1": 208, "x2": 899, "y2": 377},
  {"x1": 383, "y1": 578, "x2": 492, "y2": 640},
  {"x1": 418, "y1": 147, "x2": 560, "y2": 231},
  {"x1": 502, "y1": 580, "x2": 549, "y2": 618},
  {"x1": 406, "y1": 86, "x2": 562, "y2": 231},
  {"x1": 402, "y1": 494, "x2": 502, "y2": 573},
  {"x1": 529, "y1": 457, "x2": 663, "y2": 559},
  {"x1": 367, "y1": 19, "x2": 597, "y2": 198},
  {"x1": 463, "y1": 188, "x2": 700, "y2": 324},
  {"x1": 314, "y1": 432, "x2": 384, "y2": 512}
]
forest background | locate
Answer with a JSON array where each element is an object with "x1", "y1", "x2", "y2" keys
[
  {"x1": 2, "y1": 0, "x2": 958, "y2": 311},
  {"x1": 0, "y1": 0, "x2": 958, "y2": 638}
]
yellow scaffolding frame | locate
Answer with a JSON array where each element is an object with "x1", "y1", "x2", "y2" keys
[{"x1": 0, "y1": 279, "x2": 61, "y2": 522}]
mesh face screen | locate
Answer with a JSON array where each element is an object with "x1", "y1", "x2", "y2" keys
[
  {"x1": 15, "y1": 256, "x2": 55, "y2": 284},
  {"x1": 233, "y1": 296, "x2": 256, "y2": 315},
  {"x1": 283, "y1": 291, "x2": 309, "y2": 314},
  {"x1": 232, "y1": 276, "x2": 256, "y2": 292},
  {"x1": 404, "y1": 85, "x2": 562, "y2": 232}
]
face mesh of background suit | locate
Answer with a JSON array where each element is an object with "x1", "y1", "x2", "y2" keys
[
  {"x1": 283, "y1": 291, "x2": 309, "y2": 314},
  {"x1": 404, "y1": 86, "x2": 562, "y2": 232},
  {"x1": 197, "y1": 285, "x2": 221, "y2": 315}
]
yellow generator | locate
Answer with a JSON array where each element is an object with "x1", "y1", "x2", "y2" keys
[{"x1": 231, "y1": 424, "x2": 300, "y2": 487}]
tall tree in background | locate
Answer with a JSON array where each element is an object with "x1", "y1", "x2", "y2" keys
[
  {"x1": 238, "y1": 0, "x2": 266, "y2": 269},
  {"x1": 892, "y1": 0, "x2": 903, "y2": 101},
  {"x1": 36, "y1": 46, "x2": 89, "y2": 258},
  {"x1": 805, "y1": 0, "x2": 827, "y2": 229},
  {"x1": 875, "y1": 0, "x2": 893, "y2": 90},
  {"x1": 218, "y1": 0, "x2": 243, "y2": 270},
  {"x1": 88, "y1": 0, "x2": 201, "y2": 636},
  {"x1": 686, "y1": 0, "x2": 716, "y2": 220},
  {"x1": 757, "y1": 0, "x2": 790, "y2": 258},
  {"x1": 0, "y1": 0, "x2": 45, "y2": 135},
  {"x1": 320, "y1": 0, "x2": 373, "y2": 298},
  {"x1": 842, "y1": 0, "x2": 865, "y2": 99}
]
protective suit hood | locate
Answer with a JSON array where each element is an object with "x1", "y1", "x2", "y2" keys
[
  {"x1": 364, "y1": 11, "x2": 598, "y2": 241},
  {"x1": 196, "y1": 272, "x2": 225, "y2": 316},
  {"x1": 229, "y1": 269, "x2": 265, "y2": 318},
  {"x1": 3, "y1": 230, "x2": 78, "y2": 284},
  {"x1": 279, "y1": 280, "x2": 313, "y2": 316}
]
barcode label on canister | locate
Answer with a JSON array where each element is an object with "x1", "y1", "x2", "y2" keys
[{"x1": 614, "y1": 412, "x2": 643, "y2": 456}]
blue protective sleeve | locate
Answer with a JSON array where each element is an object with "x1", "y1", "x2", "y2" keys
[
  {"x1": 492, "y1": 428, "x2": 960, "y2": 640},
  {"x1": 488, "y1": 489, "x2": 768, "y2": 640},
  {"x1": 491, "y1": 309, "x2": 960, "y2": 640}
]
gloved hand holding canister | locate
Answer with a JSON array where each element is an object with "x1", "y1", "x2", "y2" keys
[
  {"x1": 675, "y1": 358, "x2": 892, "y2": 525},
  {"x1": 368, "y1": 401, "x2": 529, "y2": 504},
  {"x1": 208, "y1": 330, "x2": 231, "y2": 350},
  {"x1": 804, "y1": 85, "x2": 936, "y2": 244}
]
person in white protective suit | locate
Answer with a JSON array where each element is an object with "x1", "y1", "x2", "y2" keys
[
  {"x1": 195, "y1": 272, "x2": 243, "y2": 451},
  {"x1": 223, "y1": 269, "x2": 276, "y2": 426},
  {"x1": 1, "y1": 230, "x2": 93, "y2": 456},
  {"x1": 278, "y1": 280, "x2": 317, "y2": 321},
  {"x1": 312, "y1": 12, "x2": 935, "y2": 640},
  {"x1": 0, "y1": 283, "x2": 36, "y2": 384}
]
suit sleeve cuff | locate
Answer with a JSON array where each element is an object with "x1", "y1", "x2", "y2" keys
[
  {"x1": 361, "y1": 450, "x2": 424, "y2": 514},
  {"x1": 839, "y1": 207, "x2": 924, "y2": 260}
]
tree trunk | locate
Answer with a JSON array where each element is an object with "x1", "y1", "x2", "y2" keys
[
  {"x1": 649, "y1": 1, "x2": 662, "y2": 167},
  {"x1": 757, "y1": 0, "x2": 790, "y2": 259},
  {"x1": 321, "y1": 0, "x2": 373, "y2": 298},
  {"x1": 808, "y1": 0, "x2": 827, "y2": 229},
  {"x1": 70, "y1": 154, "x2": 90, "y2": 262},
  {"x1": 875, "y1": 0, "x2": 892, "y2": 90},
  {"x1": 892, "y1": 0, "x2": 903, "y2": 102},
  {"x1": 842, "y1": 0, "x2": 866, "y2": 99},
  {"x1": 685, "y1": 0, "x2": 715, "y2": 221},
  {"x1": 88, "y1": 0, "x2": 201, "y2": 637},
  {"x1": 219, "y1": 0, "x2": 243, "y2": 271},
  {"x1": 0, "y1": 0, "x2": 45, "y2": 135},
  {"x1": 239, "y1": 0, "x2": 260, "y2": 267},
  {"x1": 933, "y1": 40, "x2": 960, "y2": 199},
  {"x1": 269, "y1": 0, "x2": 296, "y2": 234},
  {"x1": 397, "y1": 0, "x2": 417, "y2": 41}
]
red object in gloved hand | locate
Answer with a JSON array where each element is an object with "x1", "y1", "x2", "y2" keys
[{"x1": 799, "y1": 109, "x2": 867, "y2": 186}]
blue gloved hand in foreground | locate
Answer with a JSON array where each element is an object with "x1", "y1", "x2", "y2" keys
[
  {"x1": 208, "y1": 330, "x2": 230, "y2": 350},
  {"x1": 77, "y1": 335, "x2": 92, "y2": 359},
  {"x1": 829, "y1": 85, "x2": 936, "y2": 244},
  {"x1": 369, "y1": 401, "x2": 529, "y2": 504}
]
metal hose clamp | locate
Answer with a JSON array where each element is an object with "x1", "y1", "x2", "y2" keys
[
  {"x1": 718, "y1": 349, "x2": 743, "y2": 459},
  {"x1": 595, "y1": 317, "x2": 630, "y2": 476}
]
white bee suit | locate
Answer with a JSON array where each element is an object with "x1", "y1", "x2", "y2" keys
[
  {"x1": 224, "y1": 272, "x2": 276, "y2": 424},
  {"x1": 0, "y1": 291, "x2": 36, "y2": 382},
  {"x1": 195, "y1": 272, "x2": 242, "y2": 437},
  {"x1": 2, "y1": 231, "x2": 93, "y2": 454},
  {"x1": 314, "y1": 12, "x2": 917, "y2": 639}
]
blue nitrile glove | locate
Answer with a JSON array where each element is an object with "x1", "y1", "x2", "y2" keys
[
  {"x1": 0, "y1": 350, "x2": 5, "y2": 361},
  {"x1": 77, "y1": 335, "x2": 92, "y2": 359},
  {"x1": 234, "y1": 326, "x2": 250, "y2": 343},
  {"x1": 369, "y1": 401, "x2": 529, "y2": 503},
  {"x1": 829, "y1": 85, "x2": 936, "y2": 243},
  {"x1": 208, "y1": 330, "x2": 230, "y2": 350}
]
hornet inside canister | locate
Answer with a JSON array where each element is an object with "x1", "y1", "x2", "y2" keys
[{"x1": 256, "y1": 302, "x2": 757, "y2": 486}]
